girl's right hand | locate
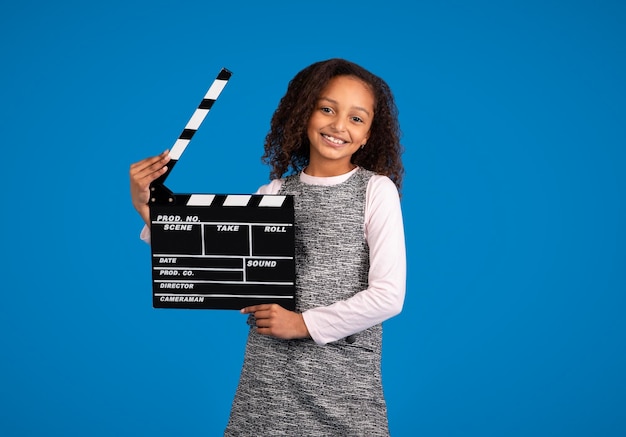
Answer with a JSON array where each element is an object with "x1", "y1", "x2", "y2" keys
[{"x1": 129, "y1": 150, "x2": 170, "y2": 226}]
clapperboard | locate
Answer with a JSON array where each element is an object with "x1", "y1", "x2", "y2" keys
[{"x1": 148, "y1": 68, "x2": 295, "y2": 310}]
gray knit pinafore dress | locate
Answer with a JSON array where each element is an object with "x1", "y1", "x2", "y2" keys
[{"x1": 225, "y1": 168, "x2": 389, "y2": 436}]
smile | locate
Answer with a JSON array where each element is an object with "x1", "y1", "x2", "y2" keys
[{"x1": 322, "y1": 134, "x2": 348, "y2": 145}]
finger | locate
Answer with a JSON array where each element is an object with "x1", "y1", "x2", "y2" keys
[
  {"x1": 130, "y1": 151, "x2": 170, "y2": 177},
  {"x1": 241, "y1": 304, "x2": 271, "y2": 314},
  {"x1": 130, "y1": 151, "x2": 165, "y2": 172},
  {"x1": 251, "y1": 309, "x2": 272, "y2": 320},
  {"x1": 130, "y1": 160, "x2": 170, "y2": 190},
  {"x1": 254, "y1": 318, "x2": 272, "y2": 328},
  {"x1": 255, "y1": 327, "x2": 272, "y2": 336}
]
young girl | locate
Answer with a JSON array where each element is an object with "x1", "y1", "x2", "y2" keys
[{"x1": 130, "y1": 58, "x2": 406, "y2": 436}]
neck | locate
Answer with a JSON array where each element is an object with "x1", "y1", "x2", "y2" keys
[{"x1": 304, "y1": 162, "x2": 357, "y2": 177}]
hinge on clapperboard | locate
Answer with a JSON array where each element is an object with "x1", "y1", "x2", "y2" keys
[{"x1": 149, "y1": 68, "x2": 233, "y2": 205}]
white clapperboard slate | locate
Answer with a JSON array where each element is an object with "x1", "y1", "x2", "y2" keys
[{"x1": 148, "y1": 68, "x2": 295, "y2": 310}]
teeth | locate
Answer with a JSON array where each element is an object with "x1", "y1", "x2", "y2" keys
[{"x1": 323, "y1": 134, "x2": 346, "y2": 144}]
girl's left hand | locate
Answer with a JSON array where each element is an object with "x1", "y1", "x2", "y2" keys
[{"x1": 241, "y1": 304, "x2": 310, "y2": 340}]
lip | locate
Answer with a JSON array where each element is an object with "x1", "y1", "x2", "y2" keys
[{"x1": 321, "y1": 133, "x2": 350, "y2": 147}]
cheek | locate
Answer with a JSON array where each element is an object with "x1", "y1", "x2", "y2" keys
[
  {"x1": 307, "y1": 113, "x2": 324, "y2": 129},
  {"x1": 306, "y1": 124, "x2": 317, "y2": 141},
  {"x1": 306, "y1": 117, "x2": 317, "y2": 135},
  {"x1": 359, "y1": 127, "x2": 372, "y2": 143}
]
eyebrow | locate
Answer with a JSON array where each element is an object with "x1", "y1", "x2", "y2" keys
[{"x1": 318, "y1": 97, "x2": 372, "y2": 118}]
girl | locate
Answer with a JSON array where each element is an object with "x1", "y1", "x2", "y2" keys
[{"x1": 130, "y1": 58, "x2": 406, "y2": 436}]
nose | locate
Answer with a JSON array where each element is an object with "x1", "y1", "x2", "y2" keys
[{"x1": 330, "y1": 117, "x2": 346, "y2": 132}]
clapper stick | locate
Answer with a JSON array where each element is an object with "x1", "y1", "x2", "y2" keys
[{"x1": 150, "y1": 68, "x2": 233, "y2": 205}]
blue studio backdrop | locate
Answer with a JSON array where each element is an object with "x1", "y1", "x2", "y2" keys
[{"x1": 1, "y1": 1, "x2": 624, "y2": 436}]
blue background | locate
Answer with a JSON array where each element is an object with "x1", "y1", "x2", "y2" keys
[{"x1": 1, "y1": 1, "x2": 624, "y2": 436}]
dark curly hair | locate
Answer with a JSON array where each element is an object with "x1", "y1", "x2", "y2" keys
[{"x1": 262, "y1": 58, "x2": 404, "y2": 192}]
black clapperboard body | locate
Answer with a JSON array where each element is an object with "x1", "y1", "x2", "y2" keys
[{"x1": 148, "y1": 69, "x2": 295, "y2": 310}]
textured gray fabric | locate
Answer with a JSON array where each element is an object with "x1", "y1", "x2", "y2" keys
[{"x1": 225, "y1": 169, "x2": 389, "y2": 436}]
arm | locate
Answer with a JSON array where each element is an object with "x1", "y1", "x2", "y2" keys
[
  {"x1": 245, "y1": 176, "x2": 406, "y2": 344},
  {"x1": 302, "y1": 176, "x2": 406, "y2": 345}
]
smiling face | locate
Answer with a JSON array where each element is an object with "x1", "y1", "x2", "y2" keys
[{"x1": 305, "y1": 75, "x2": 375, "y2": 176}]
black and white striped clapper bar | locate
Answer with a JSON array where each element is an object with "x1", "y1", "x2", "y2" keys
[{"x1": 148, "y1": 69, "x2": 295, "y2": 310}]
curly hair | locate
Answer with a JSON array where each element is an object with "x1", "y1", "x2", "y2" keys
[{"x1": 262, "y1": 58, "x2": 404, "y2": 192}]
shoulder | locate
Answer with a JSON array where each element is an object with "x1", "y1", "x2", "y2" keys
[
  {"x1": 255, "y1": 178, "x2": 284, "y2": 195},
  {"x1": 365, "y1": 174, "x2": 402, "y2": 223},
  {"x1": 367, "y1": 174, "x2": 400, "y2": 200}
]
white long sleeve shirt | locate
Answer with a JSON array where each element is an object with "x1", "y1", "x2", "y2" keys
[{"x1": 140, "y1": 167, "x2": 406, "y2": 345}]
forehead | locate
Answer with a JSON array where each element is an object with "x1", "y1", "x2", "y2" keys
[{"x1": 319, "y1": 75, "x2": 375, "y2": 110}]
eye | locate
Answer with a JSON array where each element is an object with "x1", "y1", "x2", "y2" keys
[
  {"x1": 320, "y1": 106, "x2": 333, "y2": 114},
  {"x1": 351, "y1": 116, "x2": 364, "y2": 123}
]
